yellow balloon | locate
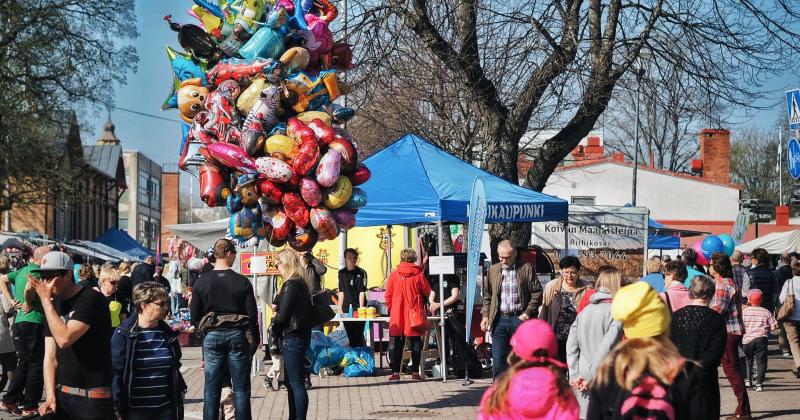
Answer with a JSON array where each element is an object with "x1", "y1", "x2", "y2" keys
[
  {"x1": 265, "y1": 134, "x2": 300, "y2": 161},
  {"x1": 323, "y1": 176, "x2": 353, "y2": 209},
  {"x1": 297, "y1": 111, "x2": 332, "y2": 126},
  {"x1": 236, "y1": 77, "x2": 268, "y2": 115}
]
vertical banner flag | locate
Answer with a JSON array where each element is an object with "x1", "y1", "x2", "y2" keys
[
  {"x1": 465, "y1": 177, "x2": 487, "y2": 342},
  {"x1": 732, "y1": 208, "x2": 750, "y2": 244}
]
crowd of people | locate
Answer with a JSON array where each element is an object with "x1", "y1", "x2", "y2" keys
[{"x1": 475, "y1": 241, "x2": 800, "y2": 420}]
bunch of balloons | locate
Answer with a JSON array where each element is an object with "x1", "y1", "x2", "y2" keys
[
  {"x1": 690, "y1": 233, "x2": 736, "y2": 265},
  {"x1": 162, "y1": 0, "x2": 370, "y2": 250}
]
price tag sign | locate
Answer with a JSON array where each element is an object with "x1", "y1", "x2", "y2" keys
[{"x1": 241, "y1": 252, "x2": 279, "y2": 275}]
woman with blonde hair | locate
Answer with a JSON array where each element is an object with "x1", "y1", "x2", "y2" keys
[
  {"x1": 97, "y1": 267, "x2": 127, "y2": 328},
  {"x1": 272, "y1": 249, "x2": 313, "y2": 420},
  {"x1": 385, "y1": 248, "x2": 434, "y2": 382},
  {"x1": 588, "y1": 282, "x2": 715, "y2": 419},
  {"x1": 566, "y1": 266, "x2": 624, "y2": 418}
]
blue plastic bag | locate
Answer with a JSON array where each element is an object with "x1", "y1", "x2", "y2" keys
[{"x1": 342, "y1": 346, "x2": 375, "y2": 377}]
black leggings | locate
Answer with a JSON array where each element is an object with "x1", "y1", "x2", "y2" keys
[{"x1": 390, "y1": 336, "x2": 422, "y2": 374}]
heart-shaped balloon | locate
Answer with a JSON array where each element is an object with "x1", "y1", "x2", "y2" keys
[{"x1": 350, "y1": 164, "x2": 371, "y2": 185}]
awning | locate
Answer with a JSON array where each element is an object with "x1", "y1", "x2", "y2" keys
[
  {"x1": 75, "y1": 240, "x2": 141, "y2": 262},
  {"x1": 61, "y1": 242, "x2": 121, "y2": 262}
]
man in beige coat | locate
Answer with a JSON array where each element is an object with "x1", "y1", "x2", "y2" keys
[{"x1": 480, "y1": 240, "x2": 543, "y2": 378}]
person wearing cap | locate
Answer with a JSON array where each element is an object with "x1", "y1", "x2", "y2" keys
[
  {"x1": 28, "y1": 251, "x2": 115, "y2": 419},
  {"x1": 190, "y1": 239, "x2": 259, "y2": 420},
  {"x1": 709, "y1": 252, "x2": 752, "y2": 420},
  {"x1": 669, "y1": 275, "x2": 727, "y2": 418},
  {"x1": 741, "y1": 288, "x2": 777, "y2": 391},
  {"x1": 0, "y1": 245, "x2": 50, "y2": 418},
  {"x1": 480, "y1": 240, "x2": 543, "y2": 379},
  {"x1": 588, "y1": 281, "x2": 716, "y2": 419},
  {"x1": 478, "y1": 318, "x2": 578, "y2": 420},
  {"x1": 565, "y1": 266, "x2": 623, "y2": 418}
]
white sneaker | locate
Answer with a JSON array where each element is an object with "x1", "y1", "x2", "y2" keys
[
  {"x1": 755, "y1": 384, "x2": 763, "y2": 392},
  {"x1": 744, "y1": 379, "x2": 751, "y2": 388},
  {"x1": 783, "y1": 352, "x2": 793, "y2": 358}
]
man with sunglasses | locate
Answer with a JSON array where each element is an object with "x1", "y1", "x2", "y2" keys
[
  {"x1": 190, "y1": 239, "x2": 259, "y2": 420},
  {"x1": 30, "y1": 251, "x2": 114, "y2": 419}
]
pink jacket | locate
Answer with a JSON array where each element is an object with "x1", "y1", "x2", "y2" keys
[
  {"x1": 660, "y1": 282, "x2": 691, "y2": 312},
  {"x1": 478, "y1": 366, "x2": 579, "y2": 420}
]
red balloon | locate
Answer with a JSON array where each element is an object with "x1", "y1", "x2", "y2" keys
[
  {"x1": 270, "y1": 209, "x2": 292, "y2": 240},
  {"x1": 292, "y1": 138, "x2": 320, "y2": 176},
  {"x1": 300, "y1": 177, "x2": 322, "y2": 207},
  {"x1": 287, "y1": 117, "x2": 316, "y2": 144},
  {"x1": 283, "y1": 192, "x2": 310, "y2": 228},
  {"x1": 307, "y1": 118, "x2": 335, "y2": 145},
  {"x1": 310, "y1": 207, "x2": 338, "y2": 240},
  {"x1": 328, "y1": 137, "x2": 357, "y2": 174},
  {"x1": 199, "y1": 163, "x2": 231, "y2": 207},
  {"x1": 349, "y1": 164, "x2": 371, "y2": 185},
  {"x1": 257, "y1": 178, "x2": 283, "y2": 205}
]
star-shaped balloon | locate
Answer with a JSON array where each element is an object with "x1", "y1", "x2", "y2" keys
[{"x1": 162, "y1": 45, "x2": 209, "y2": 110}]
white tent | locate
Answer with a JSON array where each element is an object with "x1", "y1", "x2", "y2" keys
[
  {"x1": 735, "y1": 229, "x2": 800, "y2": 254},
  {"x1": 166, "y1": 219, "x2": 228, "y2": 253}
]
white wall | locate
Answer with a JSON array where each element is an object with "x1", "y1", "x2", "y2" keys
[{"x1": 543, "y1": 162, "x2": 740, "y2": 221}]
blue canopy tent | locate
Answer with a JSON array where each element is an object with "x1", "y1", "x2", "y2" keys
[
  {"x1": 95, "y1": 229, "x2": 154, "y2": 261},
  {"x1": 648, "y1": 219, "x2": 708, "y2": 250},
  {"x1": 357, "y1": 134, "x2": 568, "y2": 382},
  {"x1": 357, "y1": 134, "x2": 568, "y2": 225}
]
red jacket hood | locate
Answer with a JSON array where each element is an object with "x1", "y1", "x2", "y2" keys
[{"x1": 395, "y1": 262, "x2": 422, "y2": 276}]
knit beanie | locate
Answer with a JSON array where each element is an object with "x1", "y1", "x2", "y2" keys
[{"x1": 611, "y1": 282, "x2": 670, "y2": 339}]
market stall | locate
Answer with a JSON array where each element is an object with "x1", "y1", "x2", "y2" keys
[{"x1": 735, "y1": 229, "x2": 800, "y2": 254}]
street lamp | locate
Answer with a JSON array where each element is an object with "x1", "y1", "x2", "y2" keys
[{"x1": 631, "y1": 49, "x2": 650, "y2": 206}]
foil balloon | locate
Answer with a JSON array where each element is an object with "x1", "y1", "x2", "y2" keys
[
  {"x1": 332, "y1": 208, "x2": 356, "y2": 230},
  {"x1": 270, "y1": 208, "x2": 292, "y2": 240},
  {"x1": 280, "y1": 47, "x2": 311, "y2": 74},
  {"x1": 345, "y1": 188, "x2": 367, "y2": 209},
  {"x1": 165, "y1": 16, "x2": 222, "y2": 62},
  {"x1": 199, "y1": 163, "x2": 231, "y2": 207},
  {"x1": 300, "y1": 177, "x2": 322, "y2": 207},
  {"x1": 288, "y1": 0, "x2": 337, "y2": 65},
  {"x1": 691, "y1": 240, "x2": 709, "y2": 266},
  {"x1": 229, "y1": 207, "x2": 264, "y2": 241},
  {"x1": 315, "y1": 149, "x2": 341, "y2": 187},
  {"x1": 265, "y1": 134, "x2": 299, "y2": 161},
  {"x1": 287, "y1": 226, "x2": 318, "y2": 252},
  {"x1": 349, "y1": 164, "x2": 371, "y2": 185},
  {"x1": 286, "y1": 117, "x2": 316, "y2": 143},
  {"x1": 717, "y1": 233, "x2": 735, "y2": 256},
  {"x1": 328, "y1": 137, "x2": 358, "y2": 174},
  {"x1": 322, "y1": 176, "x2": 352, "y2": 209},
  {"x1": 292, "y1": 138, "x2": 320, "y2": 176},
  {"x1": 231, "y1": 0, "x2": 270, "y2": 37},
  {"x1": 307, "y1": 118, "x2": 334, "y2": 145},
  {"x1": 204, "y1": 79, "x2": 242, "y2": 144},
  {"x1": 309, "y1": 207, "x2": 338, "y2": 240},
  {"x1": 255, "y1": 157, "x2": 294, "y2": 183},
  {"x1": 236, "y1": 77, "x2": 267, "y2": 116},
  {"x1": 296, "y1": 111, "x2": 331, "y2": 126},
  {"x1": 176, "y1": 78, "x2": 209, "y2": 124},
  {"x1": 283, "y1": 193, "x2": 310, "y2": 228},
  {"x1": 206, "y1": 142, "x2": 257, "y2": 173},
  {"x1": 206, "y1": 58, "x2": 280, "y2": 86},
  {"x1": 238, "y1": 26, "x2": 285, "y2": 60},
  {"x1": 241, "y1": 85, "x2": 282, "y2": 155},
  {"x1": 257, "y1": 178, "x2": 283, "y2": 205},
  {"x1": 163, "y1": 46, "x2": 208, "y2": 110}
]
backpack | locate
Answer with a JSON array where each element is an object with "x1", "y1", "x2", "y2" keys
[{"x1": 619, "y1": 376, "x2": 676, "y2": 420}]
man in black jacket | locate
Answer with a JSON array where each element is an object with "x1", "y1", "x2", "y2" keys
[
  {"x1": 129, "y1": 256, "x2": 155, "y2": 290},
  {"x1": 774, "y1": 252, "x2": 794, "y2": 357},
  {"x1": 749, "y1": 248, "x2": 776, "y2": 313}
]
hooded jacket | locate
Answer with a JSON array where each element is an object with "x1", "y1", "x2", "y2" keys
[
  {"x1": 111, "y1": 314, "x2": 186, "y2": 420},
  {"x1": 385, "y1": 262, "x2": 432, "y2": 336},
  {"x1": 478, "y1": 366, "x2": 580, "y2": 420}
]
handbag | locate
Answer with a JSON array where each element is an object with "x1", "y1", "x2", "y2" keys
[
  {"x1": 777, "y1": 278, "x2": 796, "y2": 322},
  {"x1": 402, "y1": 276, "x2": 427, "y2": 330},
  {"x1": 306, "y1": 290, "x2": 336, "y2": 327}
]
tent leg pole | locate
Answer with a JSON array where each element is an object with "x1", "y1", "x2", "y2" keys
[
  {"x1": 339, "y1": 231, "x2": 347, "y2": 270},
  {"x1": 387, "y1": 225, "x2": 393, "y2": 279},
  {"x1": 437, "y1": 221, "x2": 446, "y2": 383}
]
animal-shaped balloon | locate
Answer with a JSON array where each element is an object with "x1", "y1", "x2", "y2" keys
[
  {"x1": 349, "y1": 164, "x2": 371, "y2": 185},
  {"x1": 241, "y1": 85, "x2": 283, "y2": 156},
  {"x1": 322, "y1": 176, "x2": 352, "y2": 209},
  {"x1": 204, "y1": 79, "x2": 242, "y2": 144},
  {"x1": 315, "y1": 149, "x2": 341, "y2": 187},
  {"x1": 287, "y1": 226, "x2": 318, "y2": 252},
  {"x1": 206, "y1": 58, "x2": 281, "y2": 86},
  {"x1": 231, "y1": 0, "x2": 270, "y2": 38},
  {"x1": 165, "y1": 15, "x2": 222, "y2": 62},
  {"x1": 199, "y1": 163, "x2": 231, "y2": 207},
  {"x1": 309, "y1": 207, "x2": 338, "y2": 240},
  {"x1": 229, "y1": 207, "x2": 264, "y2": 241},
  {"x1": 300, "y1": 177, "x2": 322, "y2": 207},
  {"x1": 291, "y1": 138, "x2": 320, "y2": 176},
  {"x1": 269, "y1": 207, "x2": 293, "y2": 240},
  {"x1": 283, "y1": 193, "x2": 310, "y2": 227},
  {"x1": 318, "y1": 42, "x2": 354, "y2": 73},
  {"x1": 176, "y1": 78, "x2": 209, "y2": 124},
  {"x1": 285, "y1": 71, "x2": 342, "y2": 113},
  {"x1": 288, "y1": 0, "x2": 337, "y2": 65},
  {"x1": 236, "y1": 77, "x2": 268, "y2": 116},
  {"x1": 255, "y1": 157, "x2": 294, "y2": 183},
  {"x1": 163, "y1": 46, "x2": 208, "y2": 110},
  {"x1": 280, "y1": 47, "x2": 311, "y2": 75},
  {"x1": 239, "y1": 26, "x2": 285, "y2": 60},
  {"x1": 286, "y1": 117, "x2": 316, "y2": 143},
  {"x1": 332, "y1": 208, "x2": 356, "y2": 230},
  {"x1": 205, "y1": 142, "x2": 257, "y2": 173},
  {"x1": 226, "y1": 174, "x2": 260, "y2": 213}
]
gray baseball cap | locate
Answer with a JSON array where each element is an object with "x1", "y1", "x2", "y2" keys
[{"x1": 33, "y1": 251, "x2": 74, "y2": 274}]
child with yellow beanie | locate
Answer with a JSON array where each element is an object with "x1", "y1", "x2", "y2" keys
[{"x1": 587, "y1": 282, "x2": 717, "y2": 419}]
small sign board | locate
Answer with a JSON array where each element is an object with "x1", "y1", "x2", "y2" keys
[
  {"x1": 757, "y1": 211, "x2": 773, "y2": 223},
  {"x1": 240, "y1": 252, "x2": 279, "y2": 275},
  {"x1": 788, "y1": 89, "x2": 800, "y2": 130},
  {"x1": 788, "y1": 138, "x2": 800, "y2": 179},
  {"x1": 428, "y1": 255, "x2": 455, "y2": 275}
]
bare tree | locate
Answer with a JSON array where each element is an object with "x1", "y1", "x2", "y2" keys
[
  {"x1": 344, "y1": 0, "x2": 800, "y2": 250},
  {"x1": 731, "y1": 125, "x2": 793, "y2": 207}
]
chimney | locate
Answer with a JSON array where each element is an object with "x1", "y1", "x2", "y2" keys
[{"x1": 698, "y1": 128, "x2": 730, "y2": 184}]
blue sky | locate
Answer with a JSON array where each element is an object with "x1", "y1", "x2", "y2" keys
[{"x1": 84, "y1": 2, "x2": 800, "y2": 174}]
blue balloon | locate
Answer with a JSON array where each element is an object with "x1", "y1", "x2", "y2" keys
[
  {"x1": 701, "y1": 235, "x2": 725, "y2": 260},
  {"x1": 717, "y1": 233, "x2": 736, "y2": 256},
  {"x1": 345, "y1": 188, "x2": 367, "y2": 209},
  {"x1": 238, "y1": 26, "x2": 285, "y2": 60}
]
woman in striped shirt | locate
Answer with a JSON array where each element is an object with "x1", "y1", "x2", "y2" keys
[{"x1": 111, "y1": 282, "x2": 186, "y2": 420}]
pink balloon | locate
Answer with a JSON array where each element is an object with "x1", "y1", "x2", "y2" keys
[
  {"x1": 691, "y1": 240, "x2": 709, "y2": 266},
  {"x1": 206, "y1": 143, "x2": 257, "y2": 173}
]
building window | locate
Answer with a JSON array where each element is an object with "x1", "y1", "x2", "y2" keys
[
  {"x1": 149, "y1": 177, "x2": 161, "y2": 209},
  {"x1": 119, "y1": 218, "x2": 128, "y2": 230},
  {"x1": 138, "y1": 172, "x2": 149, "y2": 206},
  {"x1": 571, "y1": 196, "x2": 595, "y2": 206}
]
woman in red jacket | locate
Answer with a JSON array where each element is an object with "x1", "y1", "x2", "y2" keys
[{"x1": 385, "y1": 248, "x2": 435, "y2": 382}]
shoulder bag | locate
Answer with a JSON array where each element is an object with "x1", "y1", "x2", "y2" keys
[{"x1": 777, "y1": 278, "x2": 796, "y2": 322}]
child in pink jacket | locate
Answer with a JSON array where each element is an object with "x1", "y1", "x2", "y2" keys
[{"x1": 478, "y1": 319, "x2": 579, "y2": 420}]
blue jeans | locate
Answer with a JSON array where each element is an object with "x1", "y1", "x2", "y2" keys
[
  {"x1": 170, "y1": 293, "x2": 182, "y2": 315},
  {"x1": 491, "y1": 315, "x2": 523, "y2": 378},
  {"x1": 202, "y1": 329, "x2": 252, "y2": 420},
  {"x1": 283, "y1": 335, "x2": 310, "y2": 420}
]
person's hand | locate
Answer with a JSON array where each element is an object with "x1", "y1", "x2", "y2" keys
[
  {"x1": 29, "y1": 275, "x2": 54, "y2": 302},
  {"x1": 11, "y1": 299, "x2": 22, "y2": 310},
  {"x1": 518, "y1": 313, "x2": 530, "y2": 321},
  {"x1": 38, "y1": 397, "x2": 56, "y2": 416},
  {"x1": 480, "y1": 317, "x2": 489, "y2": 332},
  {"x1": 200, "y1": 361, "x2": 205, "y2": 369},
  {"x1": 571, "y1": 377, "x2": 588, "y2": 391},
  {"x1": 429, "y1": 302, "x2": 440, "y2": 314},
  {"x1": 21, "y1": 302, "x2": 30, "y2": 313}
]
